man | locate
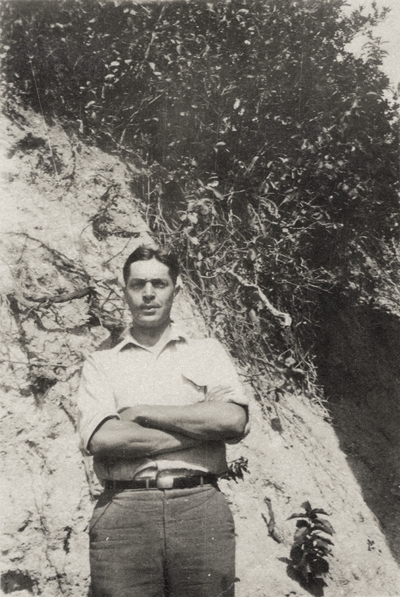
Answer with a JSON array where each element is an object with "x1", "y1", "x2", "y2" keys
[{"x1": 77, "y1": 245, "x2": 249, "y2": 597}]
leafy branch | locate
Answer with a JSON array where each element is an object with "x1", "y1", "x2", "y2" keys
[{"x1": 288, "y1": 501, "x2": 334, "y2": 586}]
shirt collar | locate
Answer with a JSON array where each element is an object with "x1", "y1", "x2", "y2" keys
[{"x1": 113, "y1": 322, "x2": 188, "y2": 353}]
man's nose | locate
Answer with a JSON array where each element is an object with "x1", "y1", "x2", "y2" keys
[{"x1": 143, "y1": 282, "x2": 155, "y2": 299}]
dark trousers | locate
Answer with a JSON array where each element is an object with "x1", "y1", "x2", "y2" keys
[{"x1": 89, "y1": 485, "x2": 236, "y2": 597}]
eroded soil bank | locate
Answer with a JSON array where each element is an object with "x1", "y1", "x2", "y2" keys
[{"x1": 1, "y1": 106, "x2": 400, "y2": 597}]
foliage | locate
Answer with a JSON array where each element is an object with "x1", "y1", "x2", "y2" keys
[
  {"x1": 288, "y1": 501, "x2": 334, "y2": 585},
  {"x1": 1, "y1": 0, "x2": 398, "y2": 398},
  {"x1": 225, "y1": 456, "x2": 249, "y2": 482}
]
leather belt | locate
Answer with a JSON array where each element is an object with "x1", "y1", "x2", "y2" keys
[{"x1": 104, "y1": 472, "x2": 218, "y2": 492}]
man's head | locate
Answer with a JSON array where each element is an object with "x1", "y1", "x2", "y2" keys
[{"x1": 123, "y1": 245, "x2": 180, "y2": 330}]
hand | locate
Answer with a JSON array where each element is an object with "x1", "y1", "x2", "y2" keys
[
  {"x1": 118, "y1": 405, "x2": 149, "y2": 423},
  {"x1": 205, "y1": 385, "x2": 236, "y2": 401}
]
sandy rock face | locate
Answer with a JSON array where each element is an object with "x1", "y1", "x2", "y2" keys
[{"x1": 1, "y1": 107, "x2": 399, "y2": 597}]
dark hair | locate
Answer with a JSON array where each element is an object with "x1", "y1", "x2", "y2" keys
[{"x1": 122, "y1": 245, "x2": 180, "y2": 286}]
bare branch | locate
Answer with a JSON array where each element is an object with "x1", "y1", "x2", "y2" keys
[
  {"x1": 23, "y1": 287, "x2": 93, "y2": 305},
  {"x1": 226, "y1": 270, "x2": 292, "y2": 327}
]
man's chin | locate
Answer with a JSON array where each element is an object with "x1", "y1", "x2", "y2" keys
[{"x1": 136, "y1": 316, "x2": 169, "y2": 329}]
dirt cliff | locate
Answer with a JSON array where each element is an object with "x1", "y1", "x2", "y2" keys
[{"x1": 1, "y1": 105, "x2": 399, "y2": 597}]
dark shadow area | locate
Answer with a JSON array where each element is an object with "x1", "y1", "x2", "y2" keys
[
  {"x1": 1, "y1": 570, "x2": 34, "y2": 594},
  {"x1": 278, "y1": 558, "x2": 327, "y2": 596},
  {"x1": 317, "y1": 301, "x2": 400, "y2": 562}
]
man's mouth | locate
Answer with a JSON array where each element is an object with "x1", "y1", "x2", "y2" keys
[{"x1": 141, "y1": 305, "x2": 159, "y2": 311}]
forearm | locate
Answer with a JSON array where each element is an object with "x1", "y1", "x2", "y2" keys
[
  {"x1": 88, "y1": 419, "x2": 203, "y2": 459},
  {"x1": 122, "y1": 402, "x2": 247, "y2": 441}
]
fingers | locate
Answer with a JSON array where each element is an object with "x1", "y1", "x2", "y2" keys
[
  {"x1": 206, "y1": 385, "x2": 235, "y2": 400},
  {"x1": 118, "y1": 406, "x2": 143, "y2": 421},
  {"x1": 118, "y1": 407, "x2": 134, "y2": 421}
]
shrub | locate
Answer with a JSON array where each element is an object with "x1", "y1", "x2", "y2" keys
[{"x1": 288, "y1": 501, "x2": 334, "y2": 585}]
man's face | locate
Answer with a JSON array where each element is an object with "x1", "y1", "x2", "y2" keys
[{"x1": 124, "y1": 258, "x2": 177, "y2": 330}]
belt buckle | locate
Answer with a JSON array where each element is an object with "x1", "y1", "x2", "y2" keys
[{"x1": 156, "y1": 474, "x2": 174, "y2": 490}]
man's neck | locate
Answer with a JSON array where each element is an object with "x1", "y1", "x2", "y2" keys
[{"x1": 130, "y1": 321, "x2": 171, "y2": 348}]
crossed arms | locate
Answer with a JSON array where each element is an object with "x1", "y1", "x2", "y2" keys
[{"x1": 89, "y1": 387, "x2": 247, "y2": 459}]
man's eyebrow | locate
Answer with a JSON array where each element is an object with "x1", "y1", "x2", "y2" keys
[{"x1": 129, "y1": 277, "x2": 169, "y2": 282}]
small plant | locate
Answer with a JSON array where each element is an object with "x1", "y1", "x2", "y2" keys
[
  {"x1": 288, "y1": 501, "x2": 334, "y2": 586},
  {"x1": 225, "y1": 457, "x2": 249, "y2": 482}
]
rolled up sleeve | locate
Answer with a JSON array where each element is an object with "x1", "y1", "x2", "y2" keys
[
  {"x1": 204, "y1": 339, "x2": 250, "y2": 440},
  {"x1": 77, "y1": 354, "x2": 119, "y2": 454}
]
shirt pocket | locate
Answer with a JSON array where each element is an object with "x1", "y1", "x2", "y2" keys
[
  {"x1": 179, "y1": 348, "x2": 210, "y2": 389},
  {"x1": 180, "y1": 371, "x2": 207, "y2": 403}
]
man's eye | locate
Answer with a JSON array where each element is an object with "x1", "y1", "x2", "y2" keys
[
  {"x1": 153, "y1": 280, "x2": 168, "y2": 288},
  {"x1": 130, "y1": 282, "x2": 144, "y2": 290}
]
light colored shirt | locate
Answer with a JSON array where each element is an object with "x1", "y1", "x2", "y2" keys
[{"x1": 77, "y1": 324, "x2": 249, "y2": 480}]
